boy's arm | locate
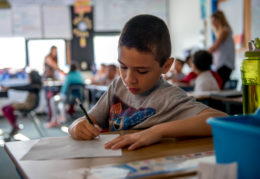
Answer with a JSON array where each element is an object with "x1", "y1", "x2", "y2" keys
[
  {"x1": 105, "y1": 108, "x2": 227, "y2": 150},
  {"x1": 156, "y1": 108, "x2": 227, "y2": 137}
]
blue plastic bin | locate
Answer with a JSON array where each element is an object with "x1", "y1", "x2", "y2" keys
[{"x1": 207, "y1": 109, "x2": 260, "y2": 179}]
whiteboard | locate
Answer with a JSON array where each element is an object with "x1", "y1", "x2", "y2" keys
[
  {"x1": 42, "y1": 5, "x2": 72, "y2": 40},
  {"x1": 93, "y1": 0, "x2": 168, "y2": 32}
]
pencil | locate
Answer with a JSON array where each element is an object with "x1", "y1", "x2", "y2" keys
[{"x1": 75, "y1": 98, "x2": 94, "y2": 125}]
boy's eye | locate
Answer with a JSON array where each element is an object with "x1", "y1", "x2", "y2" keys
[{"x1": 137, "y1": 70, "x2": 148, "y2": 74}]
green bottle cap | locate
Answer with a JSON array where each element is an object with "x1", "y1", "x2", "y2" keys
[{"x1": 245, "y1": 38, "x2": 260, "y2": 57}]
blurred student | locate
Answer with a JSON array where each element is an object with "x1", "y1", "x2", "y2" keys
[
  {"x1": 91, "y1": 64, "x2": 117, "y2": 86},
  {"x1": 175, "y1": 53, "x2": 197, "y2": 87},
  {"x1": 209, "y1": 10, "x2": 235, "y2": 88},
  {"x1": 164, "y1": 58, "x2": 185, "y2": 83},
  {"x1": 192, "y1": 50, "x2": 221, "y2": 91},
  {"x1": 1, "y1": 71, "x2": 42, "y2": 135},
  {"x1": 45, "y1": 62, "x2": 84, "y2": 128},
  {"x1": 68, "y1": 15, "x2": 226, "y2": 150},
  {"x1": 43, "y1": 46, "x2": 65, "y2": 80},
  {"x1": 90, "y1": 63, "x2": 106, "y2": 83}
]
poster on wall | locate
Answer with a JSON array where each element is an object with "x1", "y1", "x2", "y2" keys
[
  {"x1": 70, "y1": 1, "x2": 94, "y2": 71},
  {"x1": 12, "y1": 4, "x2": 42, "y2": 38}
]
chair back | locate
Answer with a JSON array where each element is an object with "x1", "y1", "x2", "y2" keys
[
  {"x1": 224, "y1": 79, "x2": 238, "y2": 90},
  {"x1": 67, "y1": 83, "x2": 85, "y2": 104}
]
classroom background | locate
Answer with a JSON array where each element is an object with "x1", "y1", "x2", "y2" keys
[{"x1": 0, "y1": 0, "x2": 259, "y2": 178}]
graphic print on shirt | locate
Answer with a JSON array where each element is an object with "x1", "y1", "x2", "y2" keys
[{"x1": 109, "y1": 96, "x2": 156, "y2": 131}]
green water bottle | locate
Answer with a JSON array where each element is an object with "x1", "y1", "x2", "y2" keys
[{"x1": 241, "y1": 38, "x2": 260, "y2": 114}]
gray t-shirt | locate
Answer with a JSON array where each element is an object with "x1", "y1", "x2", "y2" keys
[{"x1": 89, "y1": 77, "x2": 208, "y2": 131}]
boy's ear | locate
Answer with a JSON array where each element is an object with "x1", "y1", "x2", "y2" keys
[{"x1": 162, "y1": 57, "x2": 174, "y2": 74}]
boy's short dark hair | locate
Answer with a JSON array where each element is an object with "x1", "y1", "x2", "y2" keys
[
  {"x1": 193, "y1": 50, "x2": 212, "y2": 71},
  {"x1": 119, "y1": 14, "x2": 171, "y2": 67}
]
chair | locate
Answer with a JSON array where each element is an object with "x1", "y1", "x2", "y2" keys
[
  {"x1": 18, "y1": 93, "x2": 46, "y2": 137},
  {"x1": 223, "y1": 79, "x2": 238, "y2": 90},
  {"x1": 66, "y1": 83, "x2": 86, "y2": 104}
]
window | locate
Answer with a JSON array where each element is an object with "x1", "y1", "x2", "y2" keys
[
  {"x1": 0, "y1": 37, "x2": 26, "y2": 69},
  {"x1": 93, "y1": 35, "x2": 120, "y2": 69},
  {"x1": 27, "y1": 39, "x2": 68, "y2": 75}
]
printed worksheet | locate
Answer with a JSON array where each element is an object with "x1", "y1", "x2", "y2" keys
[{"x1": 21, "y1": 134, "x2": 121, "y2": 160}]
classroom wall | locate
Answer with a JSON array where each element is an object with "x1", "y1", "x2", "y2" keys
[{"x1": 168, "y1": 0, "x2": 204, "y2": 59}]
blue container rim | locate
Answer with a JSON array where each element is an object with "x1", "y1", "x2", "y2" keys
[{"x1": 207, "y1": 117, "x2": 260, "y2": 135}]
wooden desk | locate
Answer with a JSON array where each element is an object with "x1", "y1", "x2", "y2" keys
[{"x1": 4, "y1": 133, "x2": 213, "y2": 179}]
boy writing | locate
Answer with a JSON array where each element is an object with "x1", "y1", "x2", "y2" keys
[{"x1": 69, "y1": 15, "x2": 226, "y2": 150}]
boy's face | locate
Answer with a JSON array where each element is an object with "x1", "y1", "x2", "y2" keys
[{"x1": 118, "y1": 46, "x2": 172, "y2": 95}]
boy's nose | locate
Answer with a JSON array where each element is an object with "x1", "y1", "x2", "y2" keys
[{"x1": 125, "y1": 70, "x2": 137, "y2": 84}]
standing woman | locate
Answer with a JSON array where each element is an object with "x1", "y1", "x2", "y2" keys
[
  {"x1": 44, "y1": 46, "x2": 66, "y2": 121},
  {"x1": 44, "y1": 46, "x2": 65, "y2": 80},
  {"x1": 209, "y1": 10, "x2": 235, "y2": 89}
]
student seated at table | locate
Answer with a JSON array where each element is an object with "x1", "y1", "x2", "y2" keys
[
  {"x1": 68, "y1": 15, "x2": 226, "y2": 150},
  {"x1": 90, "y1": 63, "x2": 106, "y2": 83},
  {"x1": 164, "y1": 58, "x2": 185, "y2": 83},
  {"x1": 91, "y1": 64, "x2": 117, "y2": 86},
  {"x1": 1, "y1": 71, "x2": 42, "y2": 135},
  {"x1": 45, "y1": 62, "x2": 84, "y2": 128},
  {"x1": 192, "y1": 50, "x2": 222, "y2": 91},
  {"x1": 171, "y1": 51, "x2": 197, "y2": 89}
]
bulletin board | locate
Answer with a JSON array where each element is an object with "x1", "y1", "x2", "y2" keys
[{"x1": 93, "y1": 0, "x2": 168, "y2": 32}]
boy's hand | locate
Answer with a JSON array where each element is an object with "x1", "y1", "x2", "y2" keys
[
  {"x1": 69, "y1": 117, "x2": 102, "y2": 140},
  {"x1": 104, "y1": 126, "x2": 162, "y2": 150}
]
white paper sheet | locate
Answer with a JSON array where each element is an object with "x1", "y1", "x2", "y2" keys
[
  {"x1": 198, "y1": 162, "x2": 237, "y2": 179},
  {"x1": 21, "y1": 134, "x2": 121, "y2": 160}
]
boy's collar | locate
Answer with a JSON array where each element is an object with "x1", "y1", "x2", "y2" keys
[{"x1": 138, "y1": 77, "x2": 163, "y2": 96}]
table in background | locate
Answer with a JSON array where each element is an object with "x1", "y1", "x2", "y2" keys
[
  {"x1": 188, "y1": 90, "x2": 243, "y2": 114},
  {"x1": 0, "y1": 91, "x2": 8, "y2": 98},
  {"x1": 4, "y1": 131, "x2": 213, "y2": 179},
  {"x1": 85, "y1": 84, "x2": 108, "y2": 107}
]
